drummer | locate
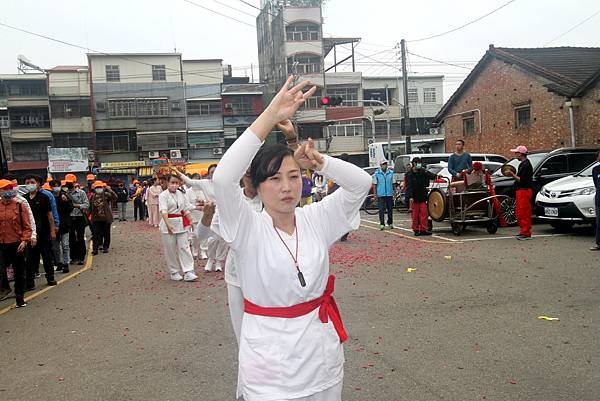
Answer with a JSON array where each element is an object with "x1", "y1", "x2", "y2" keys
[{"x1": 448, "y1": 139, "x2": 473, "y2": 181}]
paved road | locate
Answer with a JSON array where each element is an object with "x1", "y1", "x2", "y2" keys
[{"x1": 1, "y1": 212, "x2": 598, "y2": 401}]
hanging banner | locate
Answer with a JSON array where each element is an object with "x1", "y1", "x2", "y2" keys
[{"x1": 47, "y1": 147, "x2": 89, "y2": 173}]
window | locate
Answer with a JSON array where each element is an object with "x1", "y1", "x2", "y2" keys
[
  {"x1": 7, "y1": 82, "x2": 47, "y2": 96},
  {"x1": 287, "y1": 54, "x2": 321, "y2": 74},
  {"x1": 50, "y1": 100, "x2": 90, "y2": 119},
  {"x1": 137, "y1": 132, "x2": 186, "y2": 151},
  {"x1": 423, "y1": 88, "x2": 436, "y2": 103},
  {"x1": 407, "y1": 88, "x2": 418, "y2": 103},
  {"x1": 53, "y1": 133, "x2": 93, "y2": 148},
  {"x1": 105, "y1": 65, "x2": 120, "y2": 82},
  {"x1": 224, "y1": 97, "x2": 255, "y2": 115},
  {"x1": 12, "y1": 141, "x2": 51, "y2": 162},
  {"x1": 299, "y1": 89, "x2": 322, "y2": 109},
  {"x1": 187, "y1": 101, "x2": 222, "y2": 116},
  {"x1": 152, "y1": 65, "x2": 166, "y2": 81},
  {"x1": 327, "y1": 87, "x2": 359, "y2": 105},
  {"x1": 137, "y1": 99, "x2": 168, "y2": 117},
  {"x1": 515, "y1": 105, "x2": 530, "y2": 128},
  {"x1": 568, "y1": 153, "x2": 597, "y2": 173},
  {"x1": 285, "y1": 23, "x2": 320, "y2": 41},
  {"x1": 96, "y1": 131, "x2": 137, "y2": 152},
  {"x1": 363, "y1": 89, "x2": 389, "y2": 105},
  {"x1": 107, "y1": 99, "x2": 136, "y2": 118},
  {"x1": 10, "y1": 107, "x2": 50, "y2": 128},
  {"x1": 298, "y1": 123, "x2": 324, "y2": 139},
  {"x1": 463, "y1": 117, "x2": 475, "y2": 135},
  {"x1": 540, "y1": 155, "x2": 567, "y2": 176}
]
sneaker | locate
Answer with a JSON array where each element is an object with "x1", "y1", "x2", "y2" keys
[
  {"x1": 35, "y1": 272, "x2": 41, "y2": 278},
  {"x1": 516, "y1": 235, "x2": 532, "y2": 241},
  {"x1": 215, "y1": 261, "x2": 223, "y2": 272},
  {"x1": 420, "y1": 231, "x2": 433, "y2": 236},
  {"x1": 47, "y1": 279, "x2": 57, "y2": 286},
  {"x1": 170, "y1": 272, "x2": 183, "y2": 281},
  {"x1": 379, "y1": 225, "x2": 385, "y2": 231},
  {"x1": 204, "y1": 259, "x2": 215, "y2": 272},
  {"x1": 413, "y1": 231, "x2": 421, "y2": 236},
  {"x1": 200, "y1": 251, "x2": 208, "y2": 260},
  {"x1": 16, "y1": 297, "x2": 27, "y2": 308},
  {"x1": 102, "y1": 248, "x2": 109, "y2": 254},
  {"x1": 590, "y1": 245, "x2": 600, "y2": 251},
  {"x1": 55, "y1": 265, "x2": 63, "y2": 272},
  {"x1": 184, "y1": 271, "x2": 198, "y2": 282}
]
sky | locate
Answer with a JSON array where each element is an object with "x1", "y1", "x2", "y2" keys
[{"x1": 1, "y1": 0, "x2": 599, "y2": 101}]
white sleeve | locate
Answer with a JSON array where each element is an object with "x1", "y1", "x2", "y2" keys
[
  {"x1": 181, "y1": 191, "x2": 195, "y2": 212},
  {"x1": 195, "y1": 223, "x2": 217, "y2": 242},
  {"x1": 181, "y1": 175, "x2": 210, "y2": 194},
  {"x1": 158, "y1": 192, "x2": 169, "y2": 214},
  {"x1": 211, "y1": 129, "x2": 262, "y2": 248},
  {"x1": 303, "y1": 155, "x2": 372, "y2": 246}
]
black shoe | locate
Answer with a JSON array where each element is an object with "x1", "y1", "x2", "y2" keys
[
  {"x1": 420, "y1": 231, "x2": 433, "y2": 236},
  {"x1": 92, "y1": 250, "x2": 98, "y2": 256},
  {"x1": 102, "y1": 248, "x2": 109, "y2": 253},
  {"x1": 16, "y1": 297, "x2": 27, "y2": 308},
  {"x1": 414, "y1": 231, "x2": 421, "y2": 236},
  {"x1": 62, "y1": 268, "x2": 70, "y2": 273},
  {"x1": 77, "y1": 260, "x2": 84, "y2": 265},
  {"x1": 47, "y1": 279, "x2": 57, "y2": 286},
  {"x1": 35, "y1": 272, "x2": 41, "y2": 278},
  {"x1": 55, "y1": 265, "x2": 63, "y2": 272}
]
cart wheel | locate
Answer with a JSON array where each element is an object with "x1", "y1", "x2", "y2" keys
[
  {"x1": 487, "y1": 220, "x2": 498, "y2": 234},
  {"x1": 451, "y1": 222, "x2": 462, "y2": 236},
  {"x1": 428, "y1": 219, "x2": 433, "y2": 232}
]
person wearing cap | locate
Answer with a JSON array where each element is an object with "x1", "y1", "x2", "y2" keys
[
  {"x1": 86, "y1": 173, "x2": 95, "y2": 193},
  {"x1": 131, "y1": 180, "x2": 145, "y2": 221},
  {"x1": 49, "y1": 180, "x2": 74, "y2": 273},
  {"x1": 372, "y1": 159, "x2": 395, "y2": 230},
  {"x1": 506, "y1": 145, "x2": 534, "y2": 240},
  {"x1": 66, "y1": 175, "x2": 90, "y2": 265},
  {"x1": 89, "y1": 181, "x2": 117, "y2": 255},
  {"x1": 408, "y1": 158, "x2": 439, "y2": 236},
  {"x1": 24, "y1": 174, "x2": 57, "y2": 288},
  {"x1": 0, "y1": 179, "x2": 33, "y2": 307}
]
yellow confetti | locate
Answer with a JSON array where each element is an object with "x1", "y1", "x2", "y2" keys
[
  {"x1": 444, "y1": 255, "x2": 452, "y2": 260},
  {"x1": 537, "y1": 316, "x2": 559, "y2": 321},
  {"x1": 406, "y1": 268, "x2": 417, "y2": 272}
]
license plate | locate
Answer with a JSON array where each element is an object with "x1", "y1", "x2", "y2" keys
[{"x1": 544, "y1": 207, "x2": 559, "y2": 217}]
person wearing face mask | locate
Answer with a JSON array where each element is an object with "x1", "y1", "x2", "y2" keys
[
  {"x1": 408, "y1": 158, "x2": 438, "y2": 236},
  {"x1": 115, "y1": 180, "x2": 129, "y2": 222},
  {"x1": 89, "y1": 181, "x2": 116, "y2": 255},
  {"x1": 372, "y1": 159, "x2": 395, "y2": 230},
  {"x1": 49, "y1": 180, "x2": 74, "y2": 273},
  {"x1": 66, "y1": 175, "x2": 90, "y2": 265},
  {"x1": 0, "y1": 174, "x2": 37, "y2": 300},
  {"x1": 24, "y1": 174, "x2": 57, "y2": 288},
  {"x1": 0, "y1": 179, "x2": 33, "y2": 307},
  {"x1": 158, "y1": 175, "x2": 197, "y2": 282}
]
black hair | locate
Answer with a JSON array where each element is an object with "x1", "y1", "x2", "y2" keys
[
  {"x1": 165, "y1": 174, "x2": 181, "y2": 183},
  {"x1": 2, "y1": 173, "x2": 17, "y2": 181},
  {"x1": 250, "y1": 144, "x2": 295, "y2": 189},
  {"x1": 456, "y1": 139, "x2": 465, "y2": 145},
  {"x1": 412, "y1": 157, "x2": 422, "y2": 164},
  {"x1": 208, "y1": 164, "x2": 217, "y2": 173},
  {"x1": 191, "y1": 173, "x2": 201, "y2": 180},
  {"x1": 49, "y1": 180, "x2": 61, "y2": 187},
  {"x1": 24, "y1": 174, "x2": 43, "y2": 185}
]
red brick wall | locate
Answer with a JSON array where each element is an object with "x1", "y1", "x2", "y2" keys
[
  {"x1": 441, "y1": 58, "x2": 573, "y2": 158},
  {"x1": 575, "y1": 81, "x2": 600, "y2": 148}
]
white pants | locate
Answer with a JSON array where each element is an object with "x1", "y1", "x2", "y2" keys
[
  {"x1": 227, "y1": 283, "x2": 244, "y2": 346},
  {"x1": 207, "y1": 236, "x2": 228, "y2": 262},
  {"x1": 161, "y1": 232, "x2": 195, "y2": 276}
]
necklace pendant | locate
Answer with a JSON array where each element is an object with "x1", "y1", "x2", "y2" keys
[{"x1": 297, "y1": 271, "x2": 306, "y2": 287}]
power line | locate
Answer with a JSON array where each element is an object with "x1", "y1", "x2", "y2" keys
[
  {"x1": 210, "y1": 0, "x2": 257, "y2": 18},
  {"x1": 182, "y1": 0, "x2": 255, "y2": 28},
  {"x1": 407, "y1": 0, "x2": 517, "y2": 42},
  {"x1": 235, "y1": 0, "x2": 261, "y2": 11},
  {"x1": 543, "y1": 9, "x2": 600, "y2": 46},
  {"x1": 406, "y1": 51, "x2": 473, "y2": 70}
]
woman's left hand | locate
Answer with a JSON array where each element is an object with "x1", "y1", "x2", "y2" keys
[
  {"x1": 265, "y1": 76, "x2": 317, "y2": 125},
  {"x1": 295, "y1": 138, "x2": 325, "y2": 171}
]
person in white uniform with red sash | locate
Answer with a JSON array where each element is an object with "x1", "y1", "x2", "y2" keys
[
  {"x1": 158, "y1": 175, "x2": 197, "y2": 282},
  {"x1": 212, "y1": 77, "x2": 371, "y2": 401}
]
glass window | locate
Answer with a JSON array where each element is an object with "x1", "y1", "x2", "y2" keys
[
  {"x1": 407, "y1": 88, "x2": 418, "y2": 103},
  {"x1": 287, "y1": 54, "x2": 321, "y2": 74},
  {"x1": 137, "y1": 99, "x2": 168, "y2": 117},
  {"x1": 96, "y1": 132, "x2": 137, "y2": 152},
  {"x1": 187, "y1": 101, "x2": 222, "y2": 116},
  {"x1": 327, "y1": 87, "x2": 359, "y2": 105},
  {"x1": 10, "y1": 107, "x2": 50, "y2": 128},
  {"x1": 107, "y1": 99, "x2": 136, "y2": 118},
  {"x1": 515, "y1": 106, "x2": 530, "y2": 128},
  {"x1": 540, "y1": 155, "x2": 567, "y2": 175},
  {"x1": 224, "y1": 97, "x2": 254, "y2": 115},
  {"x1": 105, "y1": 65, "x2": 120, "y2": 82},
  {"x1": 463, "y1": 117, "x2": 475, "y2": 135},
  {"x1": 152, "y1": 65, "x2": 166, "y2": 81},
  {"x1": 12, "y1": 141, "x2": 51, "y2": 162},
  {"x1": 53, "y1": 133, "x2": 93, "y2": 148},
  {"x1": 285, "y1": 23, "x2": 320, "y2": 41},
  {"x1": 568, "y1": 153, "x2": 597, "y2": 173},
  {"x1": 423, "y1": 88, "x2": 436, "y2": 103}
]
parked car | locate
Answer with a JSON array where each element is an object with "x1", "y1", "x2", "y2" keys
[
  {"x1": 492, "y1": 148, "x2": 598, "y2": 224},
  {"x1": 535, "y1": 161, "x2": 598, "y2": 231}
]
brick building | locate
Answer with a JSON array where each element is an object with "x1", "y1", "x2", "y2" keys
[{"x1": 435, "y1": 45, "x2": 600, "y2": 157}]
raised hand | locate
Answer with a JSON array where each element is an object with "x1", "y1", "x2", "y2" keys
[
  {"x1": 265, "y1": 76, "x2": 317, "y2": 126},
  {"x1": 294, "y1": 138, "x2": 325, "y2": 171}
]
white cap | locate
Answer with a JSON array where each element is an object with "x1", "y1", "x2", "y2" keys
[{"x1": 379, "y1": 159, "x2": 388, "y2": 165}]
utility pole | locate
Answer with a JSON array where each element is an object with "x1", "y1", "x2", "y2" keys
[{"x1": 400, "y1": 39, "x2": 411, "y2": 154}]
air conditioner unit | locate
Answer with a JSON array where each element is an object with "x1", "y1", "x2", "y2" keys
[
  {"x1": 171, "y1": 102, "x2": 181, "y2": 110},
  {"x1": 224, "y1": 103, "x2": 233, "y2": 109},
  {"x1": 170, "y1": 149, "x2": 182, "y2": 159},
  {"x1": 429, "y1": 128, "x2": 439, "y2": 135},
  {"x1": 148, "y1": 151, "x2": 160, "y2": 159},
  {"x1": 212, "y1": 148, "x2": 223, "y2": 156},
  {"x1": 96, "y1": 101, "x2": 106, "y2": 112}
]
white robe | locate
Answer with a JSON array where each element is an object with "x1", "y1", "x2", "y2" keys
[{"x1": 212, "y1": 129, "x2": 371, "y2": 401}]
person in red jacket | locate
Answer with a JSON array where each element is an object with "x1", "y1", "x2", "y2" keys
[{"x1": 0, "y1": 179, "x2": 33, "y2": 307}]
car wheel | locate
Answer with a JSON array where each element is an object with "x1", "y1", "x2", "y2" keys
[
  {"x1": 500, "y1": 197, "x2": 517, "y2": 225},
  {"x1": 550, "y1": 221, "x2": 573, "y2": 232}
]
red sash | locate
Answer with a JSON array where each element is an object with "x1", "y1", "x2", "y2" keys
[
  {"x1": 243, "y1": 275, "x2": 348, "y2": 343},
  {"x1": 168, "y1": 213, "x2": 191, "y2": 228}
]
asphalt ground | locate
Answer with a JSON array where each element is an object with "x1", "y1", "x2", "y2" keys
[{"x1": 1, "y1": 210, "x2": 598, "y2": 401}]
